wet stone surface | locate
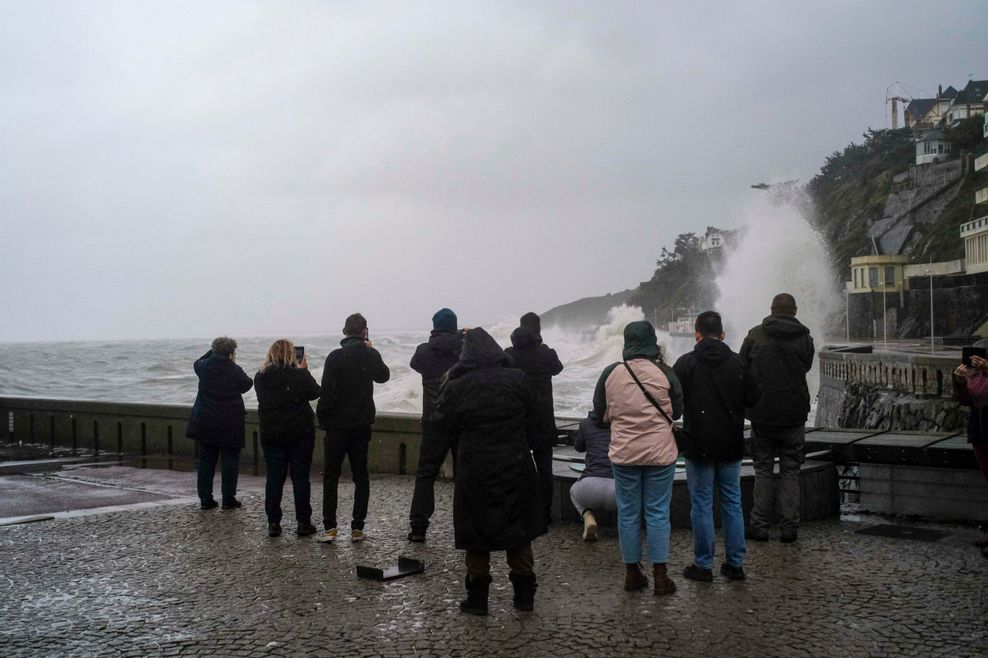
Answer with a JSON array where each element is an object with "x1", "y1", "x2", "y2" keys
[{"x1": 1, "y1": 475, "x2": 986, "y2": 657}]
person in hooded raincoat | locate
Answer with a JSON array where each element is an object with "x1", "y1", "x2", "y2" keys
[
  {"x1": 593, "y1": 321, "x2": 683, "y2": 596},
  {"x1": 433, "y1": 328, "x2": 546, "y2": 616},
  {"x1": 740, "y1": 293, "x2": 814, "y2": 544}
]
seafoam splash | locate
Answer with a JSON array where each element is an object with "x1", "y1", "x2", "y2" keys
[{"x1": 714, "y1": 186, "x2": 840, "y2": 403}]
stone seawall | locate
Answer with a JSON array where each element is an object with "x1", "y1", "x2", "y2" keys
[{"x1": 815, "y1": 351, "x2": 967, "y2": 431}]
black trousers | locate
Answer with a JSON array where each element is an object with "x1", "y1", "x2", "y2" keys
[
  {"x1": 262, "y1": 436, "x2": 314, "y2": 525},
  {"x1": 322, "y1": 427, "x2": 371, "y2": 531},
  {"x1": 196, "y1": 443, "x2": 240, "y2": 505},
  {"x1": 408, "y1": 421, "x2": 457, "y2": 533},
  {"x1": 531, "y1": 445, "x2": 554, "y2": 524},
  {"x1": 465, "y1": 543, "x2": 534, "y2": 577}
]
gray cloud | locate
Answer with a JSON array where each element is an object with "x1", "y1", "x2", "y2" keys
[{"x1": 1, "y1": 1, "x2": 986, "y2": 341}]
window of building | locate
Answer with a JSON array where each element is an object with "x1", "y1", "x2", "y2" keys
[
  {"x1": 869, "y1": 267, "x2": 878, "y2": 287},
  {"x1": 854, "y1": 269, "x2": 859, "y2": 288},
  {"x1": 885, "y1": 266, "x2": 895, "y2": 285}
]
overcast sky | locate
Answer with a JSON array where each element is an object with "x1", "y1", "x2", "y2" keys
[{"x1": 1, "y1": 1, "x2": 986, "y2": 342}]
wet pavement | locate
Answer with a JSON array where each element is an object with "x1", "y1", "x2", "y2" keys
[{"x1": 0, "y1": 472, "x2": 986, "y2": 657}]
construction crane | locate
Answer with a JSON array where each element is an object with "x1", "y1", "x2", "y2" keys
[{"x1": 886, "y1": 82, "x2": 912, "y2": 129}]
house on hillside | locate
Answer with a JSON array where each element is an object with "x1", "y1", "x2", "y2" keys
[
  {"x1": 904, "y1": 85, "x2": 956, "y2": 134},
  {"x1": 700, "y1": 226, "x2": 724, "y2": 251},
  {"x1": 915, "y1": 128, "x2": 951, "y2": 165},
  {"x1": 946, "y1": 79, "x2": 988, "y2": 127}
]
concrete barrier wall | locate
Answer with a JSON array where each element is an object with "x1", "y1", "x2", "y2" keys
[
  {"x1": 818, "y1": 351, "x2": 957, "y2": 398},
  {"x1": 0, "y1": 396, "x2": 430, "y2": 476}
]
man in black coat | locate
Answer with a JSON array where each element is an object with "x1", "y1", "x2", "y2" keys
[
  {"x1": 433, "y1": 328, "x2": 545, "y2": 616},
  {"x1": 186, "y1": 336, "x2": 254, "y2": 510},
  {"x1": 673, "y1": 311, "x2": 759, "y2": 582},
  {"x1": 316, "y1": 313, "x2": 390, "y2": 542},
  {"x1": 740, "y1": 293, "x2": 815, "y2": 543},
  {"x1": 504, "y1": 312, "x2": 563, "y2": 526},
  {"x1": 407, "y1": 307, "x2": 464, "y2": 542}
]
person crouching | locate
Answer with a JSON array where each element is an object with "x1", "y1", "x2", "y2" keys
[{"x1": 569, "y1": 411, "x2": 617, "y2": 541}]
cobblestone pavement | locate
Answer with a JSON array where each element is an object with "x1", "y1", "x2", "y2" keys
[{"x1": 1, "y1": 475, "x2": 985, "y2": 657}]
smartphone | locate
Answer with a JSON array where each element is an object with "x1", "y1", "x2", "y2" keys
[
  {"x1": 294, "y1": 346, "x2": 305, "y2": 365},
  {"x1": 962, "y1": 346, "x2": 986, "y2": 367}
]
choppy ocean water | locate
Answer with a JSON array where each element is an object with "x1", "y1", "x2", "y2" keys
[{"x1": 0, "y1": 306, "x2": 704, "y2": 419}]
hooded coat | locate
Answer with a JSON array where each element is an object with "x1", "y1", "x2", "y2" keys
[
  {"x1": 409, "y1": 330, "x2": 464, "y2": 423},
  {"x1": 592, "y1": 321, "x2": 683, "y2": 467},
  {"x1": 504, "y1": 326, "x2": 563, "y2": 449},
  {"x1": 433, "y1": 328, "x2": 546, "y2": 551},
  {"x1": 186, "y1": 351, "x2": 254, "y2": 449},
  {"x1": 253, "y1": 366, "x2": 321, "y2": 443},
  {"x1": 739, "y1": 315, "x2": 815, "y2": 426},
  {"x1": 673, "y1": 337, "x2": 760, "y2": 462}
]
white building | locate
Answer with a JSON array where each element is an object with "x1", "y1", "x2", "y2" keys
[{"x1": 915, "y1": 128, "x2": 951, "y2": 165}]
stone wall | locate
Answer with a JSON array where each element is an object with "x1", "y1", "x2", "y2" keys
[{"x1": 815, "y1": 351, "x2": 968, "y2": 431}]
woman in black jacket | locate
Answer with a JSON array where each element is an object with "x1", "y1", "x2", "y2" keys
[
  {"x1": 186, "y1": 337, "x2": 254, "y2": 510},
  {"x1": 255, "y1": 339, "x2": 321, "y2": 538},
  {"x1": 433, "y1": 328, "x2": 545, "y2": 616}
]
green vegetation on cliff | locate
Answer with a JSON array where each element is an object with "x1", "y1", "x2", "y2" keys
[{"x1": 630, "y1": 233, "x2": 717, "y2": 328}]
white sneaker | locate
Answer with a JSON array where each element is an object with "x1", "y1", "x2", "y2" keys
[{"x1": 316, "y1": 528, "x2": 338, "y2": 543}]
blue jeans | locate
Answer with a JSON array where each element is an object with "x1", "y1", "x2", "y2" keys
[
  {"x1": 612, "y1": 463, "x2": 676, "y2": 564},
  {"x1": 685, "y1": 459, "x2": 746, "y2": 569}
]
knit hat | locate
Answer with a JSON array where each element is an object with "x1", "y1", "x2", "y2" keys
[
  {"x1": 432, "y1": 308, "x2": 458, "y2": 332},
  {"x1": 520, "y1": 312, "x2": 541, "y2": 332}
]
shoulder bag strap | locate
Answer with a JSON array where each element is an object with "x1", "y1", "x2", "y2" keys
[{"x1": 622, "y1": 360, "x2": 674, "y2": 426}]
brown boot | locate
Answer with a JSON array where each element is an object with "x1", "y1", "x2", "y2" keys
[
  {"x1": 652, "y1": 563, "x2": 676, "y2": 595},
  {"x1": 624, "y1": 563, "x2": 648, "y2": 591}
]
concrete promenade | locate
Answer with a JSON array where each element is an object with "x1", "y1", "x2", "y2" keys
[{"x1": 1, "y1": 469, "x2": 986, "y2": 657}]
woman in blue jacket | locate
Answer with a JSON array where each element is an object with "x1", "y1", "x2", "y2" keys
[{"x1": 186, "y1": 337, "x2": 253, "y2": 510}]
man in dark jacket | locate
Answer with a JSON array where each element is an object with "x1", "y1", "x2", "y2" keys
[
  {"x1": 504, "y1": 312, "x2": 563, "y2": 525},
  {"x1": 432, "y1": 328, "x2": 545, "y2": 616},
  {"x1": 407, "y1": 308, "x2": 464, "y2": 542},
  {"x1": 316, "y1": 313, "x2": 390, "y2": 542},
  {"x1": 740, "y1": 293, "x2": 815, "y2": 543},
  {"x1": 674, "y1": 311, "x2": 759, "y2": 582}
]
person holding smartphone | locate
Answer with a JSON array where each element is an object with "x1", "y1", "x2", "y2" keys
[
  {"x1": 254, "y1": 339, "x2": 321, "y2": 538},
  {"x1": 186, "y1": 337, "x2": 254, "y2": 510},
  {"x1": 953, "y1": 339, "x2": 988, "y2": 558}
]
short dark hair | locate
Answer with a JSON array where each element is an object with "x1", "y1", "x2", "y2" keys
[
  {"x1": 771, "y1": 293, "x2": 797, "y2": 316},
  {"x1": 694, "y1": 311, "x2": 723, "y2": 337},
  {"x1": 211, "y1": 336, "x2": 237, "y2": 356},
  {"x1": 343, "y1": 313, "x2": 367, "y2": 337}
]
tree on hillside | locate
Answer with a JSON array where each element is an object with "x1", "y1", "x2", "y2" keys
[{"x1": 945, "y1": 115, "x2": 986, "y2": 153}]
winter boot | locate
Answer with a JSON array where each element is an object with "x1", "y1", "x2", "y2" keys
[
  {"x1": 652, "y1": 563, "x2": 676, "y2": 595},
  {"x1": 624, "y1": 563, "x2": 648, "y2": 592},
  {"x1": 459, "y1": 574, "x2": 492, "y2": 616},
  {"x1": 508, "y1": 572, "x2": 537, "y2": 611}
]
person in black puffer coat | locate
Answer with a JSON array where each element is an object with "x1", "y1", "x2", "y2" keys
[
  {"x1": 255, "y1": 339, "x2": 321, "y2": 539},
  {"x1": 433, "y1": 328, "x2": 545, "y2": 616},
  {"x1": 739, "y1": 293, "x2": 814, "y2": 543},
  {"x1": 673, "y1": 311, "x2": 759, "y2": 583},
  {"x1": 504, "y1": 312, "x2": 563, "y2": 526},
  {"x1": 316, "y1": 313, "x2": 390, "y2": 542},
  {"x1": 407, "y1": 308, "x2": 465, "y2": 542},
  {"x1": 186, "y1": 336, "x2": 254, "y2": 510}
]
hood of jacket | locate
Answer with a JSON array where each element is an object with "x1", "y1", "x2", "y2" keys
[
  {"x1": 340, "y1": 335, "x2": 365, "y2": 348},
  {"x1": 622, "y1": 321, "x2": 661, "y2": 361},
  {"x1": 427, "y1": 330, "x2": 463, "y2": 356},
  {"x1": 452, "y1": 328, "x2": 510, "y2": 375},
  {"x1": 692, "y1": 336, "x2": 733, "y2": 367},
  {"x1": 510, "y1": 325, "x2": 543, "y2": 349},
  {"x1": 761, "y1": 314, "x2": 810, "y2": 339}
]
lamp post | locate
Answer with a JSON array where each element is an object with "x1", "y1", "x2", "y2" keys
[
  {"x1": 882, "y1": 280, "x2": 888, "y2": 349},
  {"x1": 845, "y1": 287, "x2": 850, "y2": 343},
  {"x1": 928, "y1": 256, "x2": 935, "y2": 355}
]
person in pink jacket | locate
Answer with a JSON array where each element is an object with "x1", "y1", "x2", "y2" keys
[
  {"x1": 953, "y1": 341, "x2": 988, "y2": 558},
  {"x1": 593, "y1": 321, "x2": 683, "y2": 595}
]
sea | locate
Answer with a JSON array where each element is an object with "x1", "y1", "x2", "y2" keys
[{"x1": 0, "y1": 306, "x2": 705, "y2": 419}]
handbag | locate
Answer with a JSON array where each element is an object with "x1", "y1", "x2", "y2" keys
[{"x1": 622, "y1": 360, "x2": 689, "y2": 453}]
